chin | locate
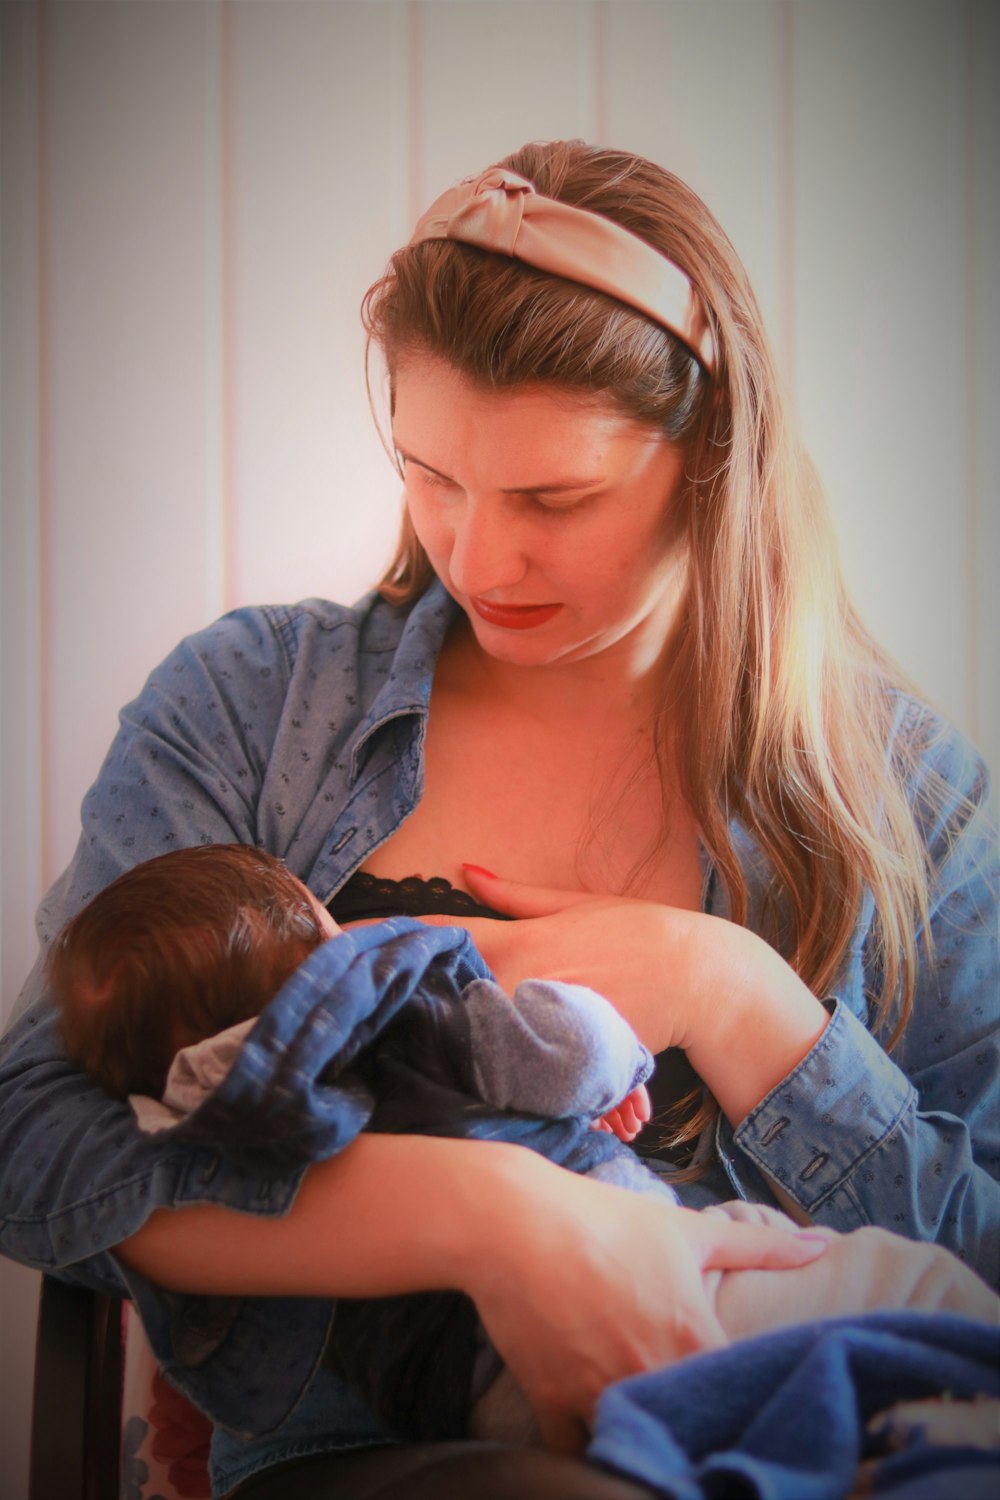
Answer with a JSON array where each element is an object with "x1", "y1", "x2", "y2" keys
[{"x1": 471, "y1": 621, "x2": 607, "y2": 670}]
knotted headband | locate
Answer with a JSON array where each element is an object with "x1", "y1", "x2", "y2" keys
[{"x1": 409, "y1": 167, "x2": 716, "y2": 376}]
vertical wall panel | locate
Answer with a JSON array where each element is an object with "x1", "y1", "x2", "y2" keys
[
  {"x1": 414, "y1": 0, "x2": 599, "y2": 201},
  {"x1": 790, "y1": 1, "x2": 972, "y2": 740},
  {"x1": 971, "y1": 0, "x2": 999, "y2": 772},
  {"x1": 603, "y1": 1, "x2": 789, "y2": 376},
  {"x1": 1, "y1": 2, "x2": 44, "y2": 1019},
  {"x1": 42, "y1": 0, "x2": 225, "y2": 882},
  {"x1": 0, "y1": 12, "x2": 44, "y2": 1498},
  {"x1": 227, "y1": 1, "x2": 408, "y2": 611}
]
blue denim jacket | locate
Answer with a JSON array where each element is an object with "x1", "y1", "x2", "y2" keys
[{"x1": 1, "y1": 583, "x2": 997, "y2": 1494}]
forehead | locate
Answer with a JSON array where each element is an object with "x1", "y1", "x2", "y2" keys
[{"x1": 391, "y1": 353, "x2": 661, "y2": 467}]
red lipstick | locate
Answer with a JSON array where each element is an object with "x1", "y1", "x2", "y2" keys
[{"x1": 470, "y1": 597, "x2": 562, "y2": 630}]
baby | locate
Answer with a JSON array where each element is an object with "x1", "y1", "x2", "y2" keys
[
  {"x1": 48, "y1": 844, "x2": 999, "y2": 1444},
  {"x1": 49, "y1": 842, "x2": 662, "y2": 1438},
  {"x1": 49, "y1": 842, "x2": 648, "y2": 1142}
]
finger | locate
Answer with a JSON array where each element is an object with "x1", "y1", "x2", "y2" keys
[
  {"x1": 460, "y1": 867, "x2": 597, "y2": 919},
  {"x1": 603, "y1": 1111, "x2": 634, "y2": 1143},
  {"x1": 633, "y1": 1084, "x2": 652, "y2": 1122},
  {"x1": 605, "y1": 1105, "x2": 633, "y2": 1139},
  {"x1": 700, "y1": 1219, "x2": 831, "y2": 1272},
  {"x1": 617, "y1": 1101, "x2": 641, "y2": 1136}
]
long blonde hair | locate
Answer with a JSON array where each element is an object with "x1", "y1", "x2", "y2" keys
[{"x1": 362, "y1": 141, "x2": 936, "y2": 1142}]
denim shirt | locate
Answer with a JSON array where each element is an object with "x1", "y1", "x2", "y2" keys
[{"x1": 1, "y1": 582, "x2": 998, "y2": 1492}]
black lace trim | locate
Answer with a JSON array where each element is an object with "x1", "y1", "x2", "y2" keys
[{"x1": 327, "y1": 870, "x2": 511, "y2": 924}]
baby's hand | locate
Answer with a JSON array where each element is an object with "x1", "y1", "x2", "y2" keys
[{"x1": 591, "y1": 1083, "x2": 651, "y2": 1143}]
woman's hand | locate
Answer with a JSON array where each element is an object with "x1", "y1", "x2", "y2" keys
[
  {"x1": 422, "y1": 874, "x2": 704, "y2": 1053},
  {"x1": 121, "y1": 1132, "x2": 828, "y2": 1459},
  {"x1": 463, "y1": 1150, "x2": 829, "y2": 1454},
  {"x1": 426, "y1": 869, "x2": 832, "y2": 1127}
]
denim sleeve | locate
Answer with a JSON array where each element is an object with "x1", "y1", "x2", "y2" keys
[
  {"x1": 0, "y1": 608, "x2": 340, "y2": 1433},
  {"x1": 729, "y1": 708, "x2": 1000, "y2": 1286}
]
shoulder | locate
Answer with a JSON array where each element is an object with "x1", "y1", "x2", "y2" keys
[
  {"x1": 885, "y1": 692, "x2": 995, "y2": 854},
  {"x1": 139, "y1": 590, "x2": 432, "y2": 721},
  {"x1": 172, "y1": 591, "x2": 415, "y2": 677},
  {"x1": 883, "y1": 695, "x2": 997, "y2": 943}
]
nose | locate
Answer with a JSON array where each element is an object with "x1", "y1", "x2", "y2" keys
[{"x1": 448, "y1": 497, "x2": 528, "y2": 597}]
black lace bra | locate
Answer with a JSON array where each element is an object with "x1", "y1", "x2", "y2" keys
[{"x1": 327, "y1": 870, "x2": 512, "y2": 925}]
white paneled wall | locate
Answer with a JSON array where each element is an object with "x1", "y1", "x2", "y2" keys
[
  {"x1": 225, "y1": 0, "x2": 408, "y2": 609},
  {"x1": 792, "y1": 1, "x2": 973, "y2": 721},
  {"x1": 1, "y1": 3, "x2": 996, "y2": 1496}
]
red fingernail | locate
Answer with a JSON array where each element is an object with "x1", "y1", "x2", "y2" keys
[{"x1": 461, "y1": 863, "x2": 498, "y2": 879}]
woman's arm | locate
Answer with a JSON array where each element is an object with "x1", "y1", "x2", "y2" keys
[
  {"x1": 453, "y1": 736, "x2": 1000, "y2": 1286},
  {"x1": 730, "y1": 711, "x2": 1000, "y2": 1278},
  {"x1": 118, "y1": 1130, "x2": 828, "y2": 1454},
  {"x1": 434, "y1": 881, "x2": 830, "y2": 1126}
]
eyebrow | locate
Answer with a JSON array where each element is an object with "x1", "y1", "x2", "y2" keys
[{"x1": 396, "y1": 446, "x2": 602, "y2": 495}]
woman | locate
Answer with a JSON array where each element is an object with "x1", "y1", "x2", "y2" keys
[{"x1": 1, "y1": 141, "x2": 996, "y2": 1498}]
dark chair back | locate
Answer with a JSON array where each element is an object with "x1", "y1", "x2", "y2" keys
[{"x1": 29, "y1": 1276, "x2": 123, "y2": 1500}]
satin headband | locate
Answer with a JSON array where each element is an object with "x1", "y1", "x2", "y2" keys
[{"x1": 409, "y1": 167, "x2": 716, "y2": 376}]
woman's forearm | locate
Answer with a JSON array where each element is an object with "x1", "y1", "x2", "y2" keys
[
  {"x1": 116, "y1": 1108, "x2": 833, "y2": 1454},
  {"x1": 437, "y1": 880, "x2": 831, "y2": 1130},
  {"x1": 683, "y1": 922, "x2": 831, "y2": 1127},
  {"x1": 116, "y1": 1132, "x2": 540, "y2": 1298}
]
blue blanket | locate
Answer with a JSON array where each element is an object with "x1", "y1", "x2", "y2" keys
[{"x1": 588, "y1": 1311, "x2": 1000, "y2": 1499}]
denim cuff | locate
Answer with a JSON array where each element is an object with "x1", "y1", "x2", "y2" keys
[{"x1": 732, "y1": 999, "x2": 916, "y2": 1215}]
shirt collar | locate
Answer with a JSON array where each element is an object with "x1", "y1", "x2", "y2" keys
[{"x1": 347, "y1": 580, "x2": 458, "y2": 784}]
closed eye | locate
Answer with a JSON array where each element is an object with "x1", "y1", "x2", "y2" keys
[
  {"x1": 530, "y1": 494, "x2": 589, "y2": 516},
  {"x1": 401, "y1": 452, "x2": 597, "y2": 512},
  {"x1": 403, "y1": 461, "x2": 457, "y2": 491}
]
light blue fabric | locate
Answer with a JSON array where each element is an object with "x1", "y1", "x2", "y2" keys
[{"x1": 1, "y1": 582, "x2": 997, "y2": 1495}]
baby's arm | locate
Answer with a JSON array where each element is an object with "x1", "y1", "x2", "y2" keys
[{"x1": 463, "y1": 976, "x2": 653, "y2": 1121}]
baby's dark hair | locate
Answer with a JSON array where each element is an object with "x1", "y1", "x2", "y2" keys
[{"x1": 48, "y1": 844, "x2": 327, "y2": 1099}]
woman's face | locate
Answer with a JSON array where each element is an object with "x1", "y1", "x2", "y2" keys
[{"x1": 392, "y1": 355, "x2": 689, "y2": 672}]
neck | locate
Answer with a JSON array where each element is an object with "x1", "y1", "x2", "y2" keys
[{"x1": 442, "y1": 613, "x2": 676, "y2": 731}]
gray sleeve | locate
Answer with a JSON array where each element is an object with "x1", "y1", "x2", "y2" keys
[{"x1": 463, "y1": 977, "x2": 653, "y2": 1119}]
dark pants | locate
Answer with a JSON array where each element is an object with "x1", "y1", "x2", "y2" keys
[{"x1": 229, "y1": 1442, "x2": 660, "y2": 1499}]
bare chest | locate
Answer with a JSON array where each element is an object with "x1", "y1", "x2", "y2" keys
[{"x1": 364, "y1": 689, "x2": 704, "y2": 911}]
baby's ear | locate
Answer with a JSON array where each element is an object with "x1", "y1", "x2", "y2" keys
[{"x1": 299, "y1": 882, "x2": 340, "y2": 939}]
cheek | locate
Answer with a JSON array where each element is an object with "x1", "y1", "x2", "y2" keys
[
  {"x1": 404, "y1": 490, "x2": 449, "y2": 558},
  {"x1": 403, "y1": 499, "x2": 438, "y2": 571},
  {"x1": 590, "y1": 518, "x2": 688, "y2": 607},
  {"x1": 632, "y1": 491, "x2": 689, "y2": 572}
]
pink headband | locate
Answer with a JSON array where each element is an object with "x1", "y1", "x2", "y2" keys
[{"x1": 409, "y1": 167, "x2": 716, "y2": 377}]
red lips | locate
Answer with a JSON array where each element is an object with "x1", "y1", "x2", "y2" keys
[{"x1": 470, "y1": 597, "x2": 562, "y2": 630}]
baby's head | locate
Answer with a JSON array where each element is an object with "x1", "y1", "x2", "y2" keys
[{"x1": 48, "y1": 844, "x2": 338, "y2": 1099}]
